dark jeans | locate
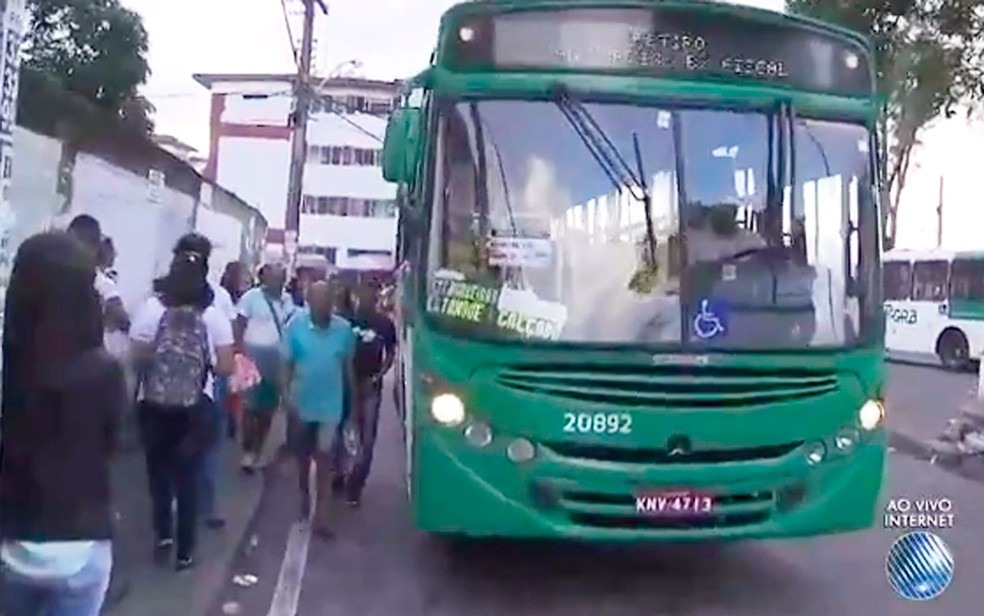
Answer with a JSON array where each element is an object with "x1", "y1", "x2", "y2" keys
[
  {"x1": 139, "y1": 400, "x2": 211, "y2": 560},
  {"x1": 328, "y1": 382, "x2": 353, "y2": 477},
  {"x1": 346, "y1": 379, "x2": 383, "y2": 499},
  {"x1": 199, "y1": 389, "x2": 225, "y2": 520}
]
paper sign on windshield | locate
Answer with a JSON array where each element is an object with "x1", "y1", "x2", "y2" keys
[
  {"x1": 487, "y1": 236, "x2": 553, "y2": 268},
  {"x1": 496, "y1": 286, "x2": 568, "y2": 340}
]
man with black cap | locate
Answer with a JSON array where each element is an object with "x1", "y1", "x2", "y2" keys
[{"x1": 67, "y1": 214, "x2": 130, "y2": 342}]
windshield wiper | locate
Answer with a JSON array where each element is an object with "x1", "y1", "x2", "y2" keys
[{"x1": 551, "y1": 86, "x2": 658, "y2": 268}]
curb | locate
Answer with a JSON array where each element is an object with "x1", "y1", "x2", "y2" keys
[
  {"x1": 888, "y1": 430, "x2": 984, "y2": 484},
  {"x1": 888, "y1": 430, "x2": 932, "y2": 459},
  {"x1": 191, "y1": 472, "x2": 267, "y2": 616},
  {"x1": 102, "y1": 444, "x2": 268, "y2": 616}
]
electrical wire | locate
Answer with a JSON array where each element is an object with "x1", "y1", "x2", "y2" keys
[
  {"x1": 279, "y1": 0, "x2": 300, "y2": 67},
  {"x1": 144, "y1": 91, "x2": 386, "y2": 141},
  {"x1": 329, "y1": 112, "x2": 384, "y2": 143}
]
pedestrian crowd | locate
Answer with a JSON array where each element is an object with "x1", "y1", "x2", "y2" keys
[{"x1": 0, "y1": 215, "x2": 397, "y2": 615}]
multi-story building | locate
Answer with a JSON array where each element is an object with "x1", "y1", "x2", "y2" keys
[{"x1": 193, "y1": 73, "x2": 400, "y2": 270}]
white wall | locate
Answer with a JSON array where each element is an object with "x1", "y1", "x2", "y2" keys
[
  {"x1": 299, "y1": 212, "x2": 397, "y2": 250},
  {"x1": 216, "y1": 136, "x2": 292, "y2": 229},
  {"x1": 66, "y1": 153, "x2": 195, "y2": 311},
  {"x1": 4, "y1": 128, "x2": 62, "y2": 254},
  {"x1": 222, "y1": 92, "x2": 292, "y2": 126},
  {"x1": 196, "y1": 205, "x2": 243, "y2": 287}
]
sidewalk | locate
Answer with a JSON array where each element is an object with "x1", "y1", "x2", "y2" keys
[
  {"x1": 104, "y1": 435, "x2": 265, "y2": 616},
  {"x1": 886, "y1": 361, "x2": 984, "y2": 482}
]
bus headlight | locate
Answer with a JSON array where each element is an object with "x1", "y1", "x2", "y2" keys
[
  {"x1": 431, "y1": 393, "x2": 465, "y2": 426},
  {"x1": 858, "y1": 400, "x2": 885, "y2": 431}
]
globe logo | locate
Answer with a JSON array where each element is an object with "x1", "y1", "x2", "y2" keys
[{"x1": 885, "y1": 531, "x2": 955, "y2": 600}]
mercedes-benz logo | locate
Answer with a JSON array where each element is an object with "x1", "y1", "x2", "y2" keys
[{"x1": 666, "y1": 435, "x2": 691, "y2": 457}]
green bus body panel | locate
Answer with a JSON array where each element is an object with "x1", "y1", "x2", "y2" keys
[
  {"x1": 396, "y1": 0, "x2": 885, "y2": 541},
  {"x1": 403, "y1": 326, "x2": 886, "y2": 540},
  {"x1": 950, "y1": 299, "x2": 984, "y2": 321}
]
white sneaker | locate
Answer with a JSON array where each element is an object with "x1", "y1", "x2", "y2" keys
[{"x1": 241, "y1": 453, "x2": 256, "y2": 470}]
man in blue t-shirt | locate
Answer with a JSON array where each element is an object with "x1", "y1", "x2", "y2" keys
[{"x1": 281, "y1": 281, "x2": 356, "y2": 538}]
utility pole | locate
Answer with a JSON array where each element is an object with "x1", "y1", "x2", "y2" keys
[
  {"x1": 283, "y1": 0, "x2": 327, "y2": 268},
  {"x1": 936, "y1": 175, "x2": 944, "y2": 248}
]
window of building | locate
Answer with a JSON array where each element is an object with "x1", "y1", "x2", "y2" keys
[
  {"x1": 883, "y1": 261, "x2": 912, "y2": 301},
  {"x1": 911, "y1": 260, "x2": 948, "y2": 302},
  {"x1": 950, "y1": 258, "x2": 984, "y2": 300},
  {"x1": 300, "y1": 195, "x2": 314, "y2": 214},
  {"x1": 308, "y1": 145, "x2": 383, "y2": 167},
  {"x1": 347, "y1": 95, "x2": 367, "y2": 112},
  {"x1": 298, "y1": 245, "x2": 337, "y2": 264},
  {"x1": 299, "y1": 195, "x2": 398, "y2": 218},
  {"x1": 371, "y1": 199, "x2": 396, "y2": 218},
  {"x1": 368, "y1": 100, "x2": 392, "y2": 115}
]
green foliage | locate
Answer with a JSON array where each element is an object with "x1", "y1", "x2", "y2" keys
[
  {"x1": 22, "y1": 0, "x2": 154, "y2": 133},
  {"x1": 787, "y1": 0, "x2": 984, "y2": 248}
]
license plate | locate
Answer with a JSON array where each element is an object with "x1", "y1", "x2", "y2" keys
[{"x1": 635, "y1": 490, "x2": 714, "y2": 516}]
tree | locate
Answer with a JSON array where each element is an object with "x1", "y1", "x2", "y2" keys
[
  {"x1": 786, "y1": 0, "x2": 984, "y2": 249},
  {"x1": 21, "y1": 0, "x2": 155, "y2": 134}
]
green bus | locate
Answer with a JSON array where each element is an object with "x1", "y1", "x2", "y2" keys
[{"x1": 384, "y1": 0, "x2": 887, "y2": 541}]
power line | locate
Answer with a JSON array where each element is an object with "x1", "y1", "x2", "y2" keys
[
  {"x1": 323, "y1": 112, "x2": 384, "y2": 143},
  {"x1": 279, "y1": 0, "x2": 300, "y2": 67}
]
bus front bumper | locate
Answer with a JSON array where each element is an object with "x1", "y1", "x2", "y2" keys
[{"x1": 412, "y1": 429, "x2": 887, "y2": 541}]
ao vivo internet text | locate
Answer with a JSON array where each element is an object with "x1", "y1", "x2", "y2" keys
[{"x1": 883, "y1": 497, "x2": 955, "y2": 529}]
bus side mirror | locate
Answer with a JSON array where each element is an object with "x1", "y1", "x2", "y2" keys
[{"x1": 382, "y1": 107, "x2": 422, "y2": 185}]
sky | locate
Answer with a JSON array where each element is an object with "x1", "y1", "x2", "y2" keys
[{"x1": 120, "y1": 0, "x2": 785, "y2": 153}]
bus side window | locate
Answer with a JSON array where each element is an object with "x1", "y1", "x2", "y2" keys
[
  {"x1": 883, "y1": 261, "x2": 912, "y2": 301},
  {"x1": 950, "y1": 258, "x2": 984, "y2": 300},
  {"x1": 911, "y1": 260, "x2": 948, "y2": 302}
]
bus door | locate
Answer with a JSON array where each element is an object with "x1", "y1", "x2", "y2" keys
[
  {"x1": 882, "y1": 260, "x2": 913, "y2": 352},
  {"x1": 909, "y1": 260, "x2": 950, "y2": 352}
]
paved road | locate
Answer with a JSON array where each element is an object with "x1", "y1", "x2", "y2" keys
[
  {"x1": 211, "y1": 365, "x2": 980, "y2": 616},
  {"x1": 887, "y1": 360, "x2": 978, "y2": 435}
]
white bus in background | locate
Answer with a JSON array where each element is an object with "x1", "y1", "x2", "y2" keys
[{"x1": 883, "y1": 249, "x2": 984, "y2": 370}]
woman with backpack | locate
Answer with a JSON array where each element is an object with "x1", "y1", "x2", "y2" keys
[
  {"x1": 129, "y1": 248, "x2": 234, "y2": 570},
  {"x1": 0, "y1": 231, "x2": 127, "y2": 616}
]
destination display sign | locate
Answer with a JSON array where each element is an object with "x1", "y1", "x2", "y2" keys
[{"x1": 443, "y1": 7, "x2": 873, "y2": 97}]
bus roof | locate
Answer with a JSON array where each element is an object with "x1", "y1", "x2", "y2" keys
[{"x1": 883, "y1": 248, "x2": 984, "y2": 262}]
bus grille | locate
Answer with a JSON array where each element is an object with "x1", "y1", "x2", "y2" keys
[
  {"x1": 495, "y1": 364, "x2": 838, "y2": 408},
  {"x1": 541, "y1": 441, "x2": 802, "y2": 464},
  {"x1": 560, "y1": 488, "x2": 775, "y2": 530}
]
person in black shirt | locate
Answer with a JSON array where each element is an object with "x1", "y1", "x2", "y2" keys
[
  {"x1": 0, "y1": 231, "x2": 127, "y2": 616},
  {"x1": 343, "y1": 282, "x2": 396, "y2": 506}
]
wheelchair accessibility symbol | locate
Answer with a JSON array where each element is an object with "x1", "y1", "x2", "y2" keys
[{"x1": 693, "y1": 299, "x2": 728, "y2": 340}]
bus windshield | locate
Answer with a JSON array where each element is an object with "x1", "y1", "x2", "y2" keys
[{"x1": 425, "y1": 98, "x2": 876, "y2": 349}]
